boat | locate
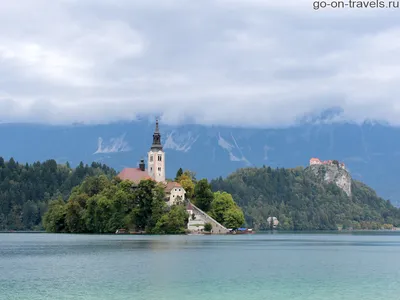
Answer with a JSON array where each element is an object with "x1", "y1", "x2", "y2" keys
[{"x1": 228, "y1": 228, "x2": 256, "y2": 234}]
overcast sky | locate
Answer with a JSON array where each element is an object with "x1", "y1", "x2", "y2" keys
[{"x1": 0, "y1": 0, "x2": 399, "y2": 127}]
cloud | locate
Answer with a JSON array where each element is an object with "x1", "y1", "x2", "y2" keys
[{"x1": 0, "y1": 0, "x2": 400, "y2": 127}]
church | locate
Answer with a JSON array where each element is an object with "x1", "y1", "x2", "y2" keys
[{"x1": 117, "y1": 119, "x2": 186, "y2": 205}]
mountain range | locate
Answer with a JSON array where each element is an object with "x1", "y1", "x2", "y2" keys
[{"x1": 1, "y1": 120, "x2": 399, "y2": 206}]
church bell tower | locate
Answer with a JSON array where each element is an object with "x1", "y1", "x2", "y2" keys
[{"x1": 147, "y1": 119, "x2": 166, "y2": 183}]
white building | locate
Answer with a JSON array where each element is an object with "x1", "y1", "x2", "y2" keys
[
  {"x1": 267, "y1": 216, "x2": 279, "y2": 228},
  {"x1": 164, "y1": 182, "x2": 186, "y2": 206}
]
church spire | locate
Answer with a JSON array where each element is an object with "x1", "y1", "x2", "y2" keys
[
  {"x1": 151, "y1": 118, "x2": 163, "y2": 150},
  {"x1": 155, "y1": 118, "x2": 160, "y2": 133}
]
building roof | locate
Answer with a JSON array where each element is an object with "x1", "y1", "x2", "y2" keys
[
  {"x1": 117, "y1": 168, "x2": 152, "y2": 183},
  {"x1": 164, "y1": 181, "x2": 183, "y2": 193},
  {"x1": 310, "y1": 158, "x2": 321, "y2": 162}
]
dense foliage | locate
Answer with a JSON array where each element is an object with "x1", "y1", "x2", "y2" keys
[
  {"x1": 176, "y1": 171, "x2": 245, "y2": 229},
  {"x1": 211, "y1": 166, "x2": 400, "y2": 230},
  {"x1": 43, "y1": 176, "x2": 189, "y2": 234},
  {"x1": 209, "y1": 191, "x2": 245, "y2": 229},
  {"x1": 0, "y1": 157, "x2": 116, "y2": 231}
]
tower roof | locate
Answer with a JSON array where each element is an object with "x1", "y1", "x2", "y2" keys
[{"x1": 151, "y1": 118, "x2": 163, "y2": 151}]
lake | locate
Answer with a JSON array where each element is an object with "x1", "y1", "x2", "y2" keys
[{"x1": 0, "y1": 232, "x2": 399, "y2": 300}]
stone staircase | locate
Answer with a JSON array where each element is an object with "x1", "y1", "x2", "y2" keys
[{"x1": 186, "y1": 202, "x2": 229, "y2": 234}]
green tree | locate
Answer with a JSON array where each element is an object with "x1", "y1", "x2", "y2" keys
[
  {"x1": 131, "y1": 180, "x2": 166, "y2": 232},
  {"x1": 224, "y1": 207, "x2": 245, "y2": 229},
  {"x1": 175, "y1": 168, "x2": 183, "y2": 181},
  {"x1": 210, "y1": 191, "x2": 237, "y2": 223},
  {"x1": 43, "y1": 198, "x2": 67, "y2": 233},
  {"x1": 204, "y1": 222, "x2": 212, "y2": 232},
  {"x1": 65, "y1": 200, "x2": 86, "y2": 233},
  {"x1": 22, "y1": 201, "x2": 38, "y2": 230},
  {"x1": 183, "y1": 170, "x2": 197, "y2": 183},
  {"x1": 209, "y1": 191, "x2": 245, "y2": 228},
  {"x1": 153, "y1": 205, "x2": 189, "y2": 234},
  {"x1": 194, "y1": 179, "x2": 214, "y2": 212}
]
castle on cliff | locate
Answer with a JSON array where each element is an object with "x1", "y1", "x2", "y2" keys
[{"x1": 309, "y1": 158, "x2": 346, "y2": 170}]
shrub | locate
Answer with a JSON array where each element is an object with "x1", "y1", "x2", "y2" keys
[{"x1": 204, "y1": 223, "x2": 212, "y2": 232}]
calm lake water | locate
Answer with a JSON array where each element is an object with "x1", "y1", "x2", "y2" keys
[{"x1": 1, "y1": 233, "x2": 400, "y2": 300}]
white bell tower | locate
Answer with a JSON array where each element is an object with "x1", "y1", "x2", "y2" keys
[{"x1": 147, "y1": 119, "x2": 165, "y2": 183}]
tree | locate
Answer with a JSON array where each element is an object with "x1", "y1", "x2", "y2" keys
[
  {"x1": 209, "y1": 191, "x2": 245, "y2": 228},
  {"x1": 153, "y1": 205, "x2": 189, "y2": 234},
  {"x1": 194, "y1": 179, "x2": 214, "y2": 212},
  {"x1": 183, "y1": 170, "x2": 197, "y2": 183},
  {"x1": 210, "y1": 191, "x2": 237, "y2": 223},
  {"x1": 22, "y1": 201, "x2": 38, "y2": 230},
  {"x1": 175, "y1": 168, "x2": 183, "y2": 181},
  {"x1": 65, "y1": 200, "x2": 86, "y2": 233},
  {"x1": 178, "y1": 174, "x2": 195, "y2": 199},
  {"x1": 204, "y1": 222, "x2": 212, "y2": 232},
  {"x1": 224, "y1": 207, "x2": 245, "y2": 229},
  {"x1": 43, "y1": 198, "x2": 67, "y2": 233},
  {"x1": 131, "y1": 180, "x2": 166, "y2": 232}
]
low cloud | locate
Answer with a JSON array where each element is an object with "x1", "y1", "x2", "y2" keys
[{"x1": 0, "y1": 0, "x2": 400, "y2": 127}]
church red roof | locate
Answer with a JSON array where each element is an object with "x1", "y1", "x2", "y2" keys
[{"x1": 117, "y1": 168, "x2": 152, "y2": 183}]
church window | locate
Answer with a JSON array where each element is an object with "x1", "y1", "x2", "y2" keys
[
  {"x1": 158, "y1": 155, "x2": 162, "y2": 161},
  {"x1": 150, "y1": 167, "x2": 153, "y2": 171},
  {"x1": 150, "y1": 155, "x2": 153, "y2": 162},
  {"x1": 158, "y1": 167, "x2": 161, "y2": 171}
]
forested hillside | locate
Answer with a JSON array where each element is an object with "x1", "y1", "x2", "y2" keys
[
  {"x1": 211, "y1": 166, "x2": 400, "y2": 230},
  {"x1": 0, "y1": 157, "x2": 116, "y2": 230}
]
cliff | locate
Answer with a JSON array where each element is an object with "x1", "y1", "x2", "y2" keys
[{"x1": 307, "y1": 164, "x2": 352, "y2": 197}]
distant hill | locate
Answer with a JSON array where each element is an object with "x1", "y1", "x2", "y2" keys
[
  {"x1": 0, "y1": 121, "x2": 400, "y2": 206},
  {"x1": 210, "y1": 166, "x2": 400, "y2": 230}
]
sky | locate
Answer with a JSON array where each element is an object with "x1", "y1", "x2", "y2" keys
[{"x1": 0, "y1": 0, "x2": 400, "y2": 127}]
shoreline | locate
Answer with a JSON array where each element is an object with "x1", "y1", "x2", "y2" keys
[{"x1": 2, "y1": 229, "x2": 400, "y2": 235}]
